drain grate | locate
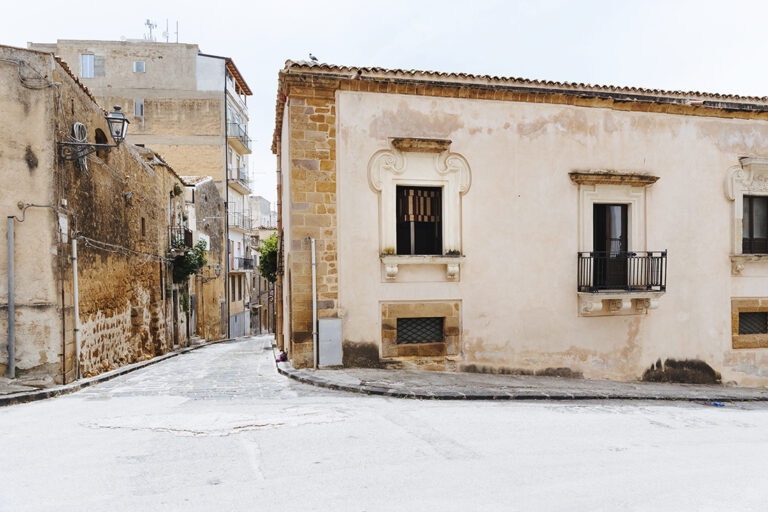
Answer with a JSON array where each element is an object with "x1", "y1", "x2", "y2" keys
[{"x1": 397, "y1": 317, "x2": 444, "y2": 344}]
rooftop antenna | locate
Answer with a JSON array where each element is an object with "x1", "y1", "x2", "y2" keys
[
  {"x1": 162, "y1": 19, "x2": 169, "y2": 43},
  {"x1": 144, "y1": 19, "x2": 157, "y2": 41},
  {"x1": 176, "y1": 21, "x2": 179, "y2": 43}
]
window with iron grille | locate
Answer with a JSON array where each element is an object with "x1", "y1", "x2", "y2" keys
[
  {"x1": 396, "y1": 186, "x2": 442, "y2": 255},
  {"x1": 739, "y1": 312, "x2": 768, "y2": 335},
  {"x1": 743, "y1": 196, "x2": 768, "y2": 254},
  {"x1": 397, "y1": 317, "x2": 444, "y2": 344}
]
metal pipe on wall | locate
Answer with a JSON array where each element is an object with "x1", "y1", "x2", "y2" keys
[
  {"x1": 72, "y1": 238, "x2": 81, "y2": 380},
  {"x1": 310, "y1": 237, "x2": 318, "y2": 369},
  {"x1": 6, "y1": 217, "x2": 15, "y2": 378}
]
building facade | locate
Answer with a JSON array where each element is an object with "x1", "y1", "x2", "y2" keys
[
  {"x1": 273, "y1": 60, "x2": 768, "y2": 386},
  {"x1": 1, "y1": 45, "x2": 189, "y2": 382},
  {"x1": 28, "y1": 39, "x2": 255, "y2": 339}
]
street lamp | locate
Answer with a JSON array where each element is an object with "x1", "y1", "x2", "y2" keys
[{"x1": 57, "y1": 106, "x2": 130, "y2": 161}]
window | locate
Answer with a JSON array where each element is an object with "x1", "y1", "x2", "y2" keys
[
  {"x1": 141, "y1": 217, "x2": 146, "y2": 238},
  {"x1": 397, "y1": 317, "x2": 444, "y2": 344},
  {"x1": 134, "y1": 98, "x2": 144, "y2": 117},
  {"x1": 133, "y1": 61, "x2": 145, "y2": 73},
  {"x1": 396, "y1": 186, "x2": 442, "y2": 255},
  {"x1": 231, "y1": 276, "x2": 236, "y2": 302},
  {"x1": 739, "y1": 312, "x2": 768, "y2": 335},
  {"x1": 743, "y1": 195, "x2": 768, "y2": 254},
  {"x1": 81, "y1": 54, "x2": 94, "y2": 78},
  {"x1": 238, "y1": 275, "x2": 242, "y2": 301}
]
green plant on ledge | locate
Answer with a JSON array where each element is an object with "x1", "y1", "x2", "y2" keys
[{"x1": 172, "y1": 239, "x2": 208, "y2": 283}]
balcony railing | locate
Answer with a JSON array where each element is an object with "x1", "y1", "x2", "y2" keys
[
  {"x1": 227, "y1": 123, "x2": 251, "y2": 152},
  {"x1": 232, "y1": 256, "x2": 256, "y2": 270},
  {"x1": 170, "y1": 226, "x2": 193, "y2": 249},
  {"x1": 578, "y1": 251, "x2": 667, "y2": 293},
  {"x1": 228, "y1": 211, "x2": 251, "y2": 231}
]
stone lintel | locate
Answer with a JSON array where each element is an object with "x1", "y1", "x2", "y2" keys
[
  {"x1": 569, "y1": 171, "x2": 659, "y2": 186},
  {"x1": 391, "y1": 137, "x2": 452, "y2": 153}
]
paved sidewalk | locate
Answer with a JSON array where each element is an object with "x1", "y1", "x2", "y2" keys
[{"x1": 277, "y1": 362, "x2": 768, "y2": 401}]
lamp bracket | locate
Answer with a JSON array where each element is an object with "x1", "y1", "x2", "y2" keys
[{"x1": 57, "y1": 142, "x2": 118, "y2": 162}]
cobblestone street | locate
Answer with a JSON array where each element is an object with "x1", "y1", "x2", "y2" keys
[{"x1": 2, "y1": 336, "x2": 768, "y2": 511}]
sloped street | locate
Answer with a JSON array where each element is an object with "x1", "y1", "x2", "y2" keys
[{"x1": 0, "y1": 336, "x2": 767, "y2": 511}]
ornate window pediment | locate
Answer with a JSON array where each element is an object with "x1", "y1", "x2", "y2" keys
[
  {"x1": 726, "y1": 157, "x2": 768, "y2": 274},
  {"x1": 368, "y1": 138, "x2": 471, "y2": 280}
]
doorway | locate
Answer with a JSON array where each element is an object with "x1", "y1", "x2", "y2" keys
[{"x1": 593, "y1": 204, "x2": 628, "y2": 290}]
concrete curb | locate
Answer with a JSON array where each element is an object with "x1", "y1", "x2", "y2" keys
[
  {"x1": 274, "y1": 361, "x2": 768, "y2": 402},
  {"x1": 0, "y1": 337, "x2": 242, "y2": 407}
]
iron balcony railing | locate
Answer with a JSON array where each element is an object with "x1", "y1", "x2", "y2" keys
[
  {"x1": 227, "y1": 123, "x2": 250, "y2": 151},
  {"x1": 170, "y1": 226, "x2": 193, "y2": 249},
  {"x1": 578, "y1": 251, "x2": 667, "y2": 293},
  {"x1": 228, "y1": 211, "x2": 251, "y2": 231},
  {"x1": 233, "y1": 256, "x2": 256, "y2": 270}
]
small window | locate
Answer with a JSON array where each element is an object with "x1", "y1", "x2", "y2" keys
[
  {"x1": 231, "y1": 276, "x2": 236, "y2": 302},
  {"x1": 133, "y1": 61, "x2": 145, "y2": 73},
  {"x1": 397, "y1": 317, "x2": 444, "y2": 344},
  {"x1": 743, "y1": 196, "x2": 768, "y2": 254},
  {"x1": 396, "y1": 186, "x2": 442, "y2": 255},
  {"x1": 739, "y1": 312, "x2": 768, "y2": 335},
  {"x1": 134, "y1": 98, "x2": 144, "y2": 117},
  {"x1": 238, "y1": 275, "x2": 242, "y2": 301},
  {"x1": 141, "y1": 217, "x2": 146, "y2": 238},
  {"x1": 81, "y1": 54, "x2": 94, "y2": 78}
]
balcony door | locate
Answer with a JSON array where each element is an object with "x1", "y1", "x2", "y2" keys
[{"x1": 593, "y1": 204, "x2": 628, "y2": 289}]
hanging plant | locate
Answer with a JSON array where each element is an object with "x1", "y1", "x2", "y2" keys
[{"x1": 172, "y1": 239, "x2": 208, "y2": 283}]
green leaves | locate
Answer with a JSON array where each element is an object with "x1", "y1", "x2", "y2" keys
[
  {"x1": 257, "y1": 232, "x2": 278, "y2": 283},
  {"x1": 172, "y1": 239, "x2": 208, "y2": 283}
]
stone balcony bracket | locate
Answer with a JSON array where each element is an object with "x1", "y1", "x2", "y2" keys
[
  {"x1": 578, "y1": 292, "x2": 664, "y2": 317},
  {"x1": 380, "y1": 254, "x2": 465, "y2": 280}
]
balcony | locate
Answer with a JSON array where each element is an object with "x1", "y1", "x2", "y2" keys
[
  {"x1": 231, "y1": 256, "x2": 256, "y2": 272},
  {"x1": 577, "y1": 251, "x2": 667, "y2": 316},
  {"x1": 228, "y1": 211, "x2": 251, "y2": 232},
  {"x1": 228, "y1": 166, "x2": 251, "y2": 194},
  {"x1": 227, "y1": 123, "x2": 251, "y2": 154},
  {"x1": 170, "y1": 226, "x2": 193, "y2": 250}
]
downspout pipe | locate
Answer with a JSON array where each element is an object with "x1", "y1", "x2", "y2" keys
[
  {"x1": 72, "y1": 237, "x2": 81, "y2": 380},
  {"x1": 6, "y1": 217, "x2": 14, "y2": 378},
  {"x1": 310, "y1": 237, "x2": 318, "y2": 369}
]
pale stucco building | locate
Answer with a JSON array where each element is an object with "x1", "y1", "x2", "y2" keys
[
  {"x1": 273, "y1": 60, "x2": 768, "y2": 387},
  {"x1": 28, "y1": 39, "x2": 255, "y2": 338}
]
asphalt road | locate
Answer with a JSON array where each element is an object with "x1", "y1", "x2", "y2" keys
[{"x1": 1, "y1": 336, "x2": 767, "y2": 511}]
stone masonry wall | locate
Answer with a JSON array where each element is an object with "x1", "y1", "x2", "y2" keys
[{"x1": 285, "y1": 80, "x2": 338, "y2": 368}]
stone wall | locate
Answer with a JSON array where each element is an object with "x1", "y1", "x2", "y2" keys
[
  {"x1": 283, "y1": 79, "x2": 338, "y2": 368},
  {"x1": 0, "y1": 45, "x2": 187, "y2": 382}
]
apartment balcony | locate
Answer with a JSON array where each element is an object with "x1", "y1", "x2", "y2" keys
[
  {"x1": 227, "y1": 123, "x2": 251, "y2": 154},
  {"x1": 170, "y1": 226, "x2": 193, "y2": 250},
  {"x1": 228, "y1": 167, "x2": 251, "y2": 194},
  {"x1": 577, "y1": 251, "x2": 667, "y2": 316},
  {"x1": 228, "y1": 211, "x2": 252, "y2": 233},
  {"x1": 231, "y1": 256, "x2": 256, "y2": 272}
]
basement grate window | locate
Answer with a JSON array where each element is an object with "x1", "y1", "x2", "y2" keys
[
  {"x1": 739, "y1": 312, "x2": 768, "y2": 335},
  {"x1": 397, "y1": 317, "x2": 444, "y2": 344}
]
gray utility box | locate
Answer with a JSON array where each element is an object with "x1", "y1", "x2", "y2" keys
[{"x1": 318, "y1": 318, "x2": 343, "y2": 367}]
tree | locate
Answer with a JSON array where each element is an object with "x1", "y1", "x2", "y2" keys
[{"x1": 257, "y1": 232, "x2": 278, "y2": 283}]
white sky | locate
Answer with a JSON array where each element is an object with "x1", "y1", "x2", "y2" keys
[{"x1": 4, "y1": 0, "x2": 768, "y2": 204}]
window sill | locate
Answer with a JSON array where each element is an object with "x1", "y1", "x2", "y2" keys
[
  {"x1": 578, "y1": 291, "x2": 664, "y2": 317},
  {"x1": 380, "y1": 254, "x2": 465, "y2": 280},
  {"x1": 731, "y1": 254, "x2": 768, "y2": 275}
]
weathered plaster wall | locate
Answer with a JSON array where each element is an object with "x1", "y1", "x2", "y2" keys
[
  {"x1": 335, "y1": 90, "x2": 768, "y2": 386},
  {"x1": 0, "y1": 46, "x2": 64, "y2": 377},
  {"x1": 192, "y1": 179, "x2": 225, "y2": 341}
]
